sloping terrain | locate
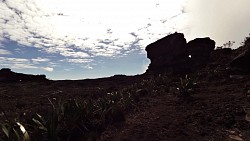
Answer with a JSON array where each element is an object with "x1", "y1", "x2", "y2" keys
[{"x1": 100, "y1": 72, "x2": 250, "y2": 141}]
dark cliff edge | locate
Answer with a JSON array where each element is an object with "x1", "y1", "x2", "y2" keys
[{"x1": 0, "y1": 68, "x2": 48, "y2": 82}]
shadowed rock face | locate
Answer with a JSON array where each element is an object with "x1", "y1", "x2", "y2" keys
[{"x1": 145, "y1": 33, "x2": 215, "y2": 74}]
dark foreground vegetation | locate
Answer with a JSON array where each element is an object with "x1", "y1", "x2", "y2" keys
[{"x1": 1, "y1": 32, "x2": 250, "y2": 141}]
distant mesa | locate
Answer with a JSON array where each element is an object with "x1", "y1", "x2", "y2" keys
[
  {"x1": 0, "y1": 68, "x2": 48, "y2": 82},
  {"x1": 145, "y1": 32, "x2": 215, "y2": 74}
]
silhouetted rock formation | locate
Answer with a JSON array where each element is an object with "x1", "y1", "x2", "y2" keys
[
  {"x1": 187, "y1": 37, "x2": 216, "y2": 69},
  {"x1": 145, "y1": 33, "x2": 188, "y2": 73},
  {"x1": 0, "y1": 68, "x2": 48, "y2": 82},
  {"x1": 145, "y1": 33, "x2": 215, "y2": 74},
  {"x1": 146, "y1": 33, "x2": 187, "y2": 61}
]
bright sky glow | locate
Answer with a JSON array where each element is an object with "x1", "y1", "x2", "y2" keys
[
  {"x1": 1, "y1": 0, "x2": 250, "y2": 79},
  {"x1": 184, "y1": 0, "x2": 250, "y2": 48}
]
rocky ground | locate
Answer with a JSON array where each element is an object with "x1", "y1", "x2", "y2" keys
[
  {"x1": 2, "y1": 67, "x2": 250, "y2": 141},
  {"x1": 99, "y1": 72, "x2": 250, "y2": 141}
]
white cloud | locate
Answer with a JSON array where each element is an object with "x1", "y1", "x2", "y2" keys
[
  {"x1": 5, "y1": 57, "x2": 30, "y2": 63},
  {"x1": 81, "y1": 64, "x2": 93, "y2": 70},
  {"x1": 0, "y1": 57, "x2": 35, "y2": 69},
  {"x1": 67, "y1": 58, "x2": 93, "y2": 64},
  {"x1": 42, "y1": 67, "x2": 54, "y2": 72},
  {"x1": 11, "y1": 64, "x2": 38, "y2": 69},
  {"x1": 60, "y1": 50, "x2": 90, "y2": 58},
  {"x1": 0, "y1": 49, "x2": 11, "y2": 54},
  {"x1": 65, "y1": 58, "x2": 94, "y2": 69},
  {"x1": 0, "y1": 0, "x2": 186, "y2": 58},
  {"x1": 0, "y1": 57, "x2": 53, "y2": 71},
  {"x1": 14, "y1": 48, "x2": 25, "y2": 54},
  {"x1": 31, "y1": 57, "x2": 50, "y2": 64},
  {"x1": 32, "y1": 57, "x2": 50, "y2": 63},
  {"x1": 86, "y1": 66, "x2": 93, "y2": 69}
]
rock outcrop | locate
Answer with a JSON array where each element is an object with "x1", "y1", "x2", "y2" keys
[
  {"x1": 146, "y1": 33, "x2": 187, "y2": 60},
  {"x1": 230, "y1": 38, "x2": 250, "y2": 73},
  {"x1": 145, "y1": 33, "x2": 215, "y2": 74},
  {"x1": 0, "y1": 68, "x2": 48, "y2": 82},
  {"x1": 187, "y1": 37, "x2": 216, "y2": 69},
  {"x1": 145, "y1": 33, "x2": 188, "y2": 73}
]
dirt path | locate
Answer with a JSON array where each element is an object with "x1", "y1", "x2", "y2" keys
[{"x1": 99, "y1": 76, "x2": 250, "y2": 141}]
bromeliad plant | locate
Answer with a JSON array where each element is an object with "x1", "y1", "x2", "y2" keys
[
  {"x1": 176, "y1": 75, "x2": 196, "y2": 97},
  {"x1": 1, "y1": 121, "x2": 30, "y2": 141}
]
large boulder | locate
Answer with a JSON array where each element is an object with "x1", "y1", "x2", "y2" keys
[
  {"x1": 187, "y1": 37, "x2": 216, "y2": 68},
  {"x1": 146, "y1": 33, "x2": 187, "y2": 60},
  {"x1": 145, "y1": 33, "x2": 188, "y2": 73},
  {"x1": 145, "y1": 33, "x2": 216, "y2": 74}
]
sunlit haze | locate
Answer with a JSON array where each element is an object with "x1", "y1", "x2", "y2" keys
[{"x1": 0, "y1": 0, "x2": 250, "y2": 79}]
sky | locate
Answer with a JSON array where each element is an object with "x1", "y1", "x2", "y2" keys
[{"x1": 0, "y1": 0, "x2": 250, "y2": 80}]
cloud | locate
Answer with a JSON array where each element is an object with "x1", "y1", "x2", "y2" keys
[
  {"x1": 65, "y1": 58, "x2": 94, "y2": 69},
  {"x1": 183, "y1": 0, "x2": 250, "y2": 47},
  {"x1": 0, "y1": 57, "x2": 38, "y2": 69},
  {"x1": 0, "y1": 48, "x2": 11, "y2": 54},
  {"x1": 82, "y1": 65, "x2": 93, "y2": 70},
  {"x1": 59, "y1": 50, "x2": 90, "y2": 58},
  {"x1": 0, "y1": 57, "x2": 53, "y2": 71},
  {"x1": 0, "y1": 0, "x2": 186, "y2": 59},
  {"x1": 14, "y1": 48, "x2": 25, "y2": 54},
  {"x1": 42, "y1": 67, "x2": 54, "y2": 72},
  {"x1": 11, "y1": 64, "x2": 38, "y2": 69},
  {"x1": 66, "y1": 58, "x2": 93, "y2": 64},
  {"x1": 32, "y1": 57, "x2": 50, "y2": 64}
]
